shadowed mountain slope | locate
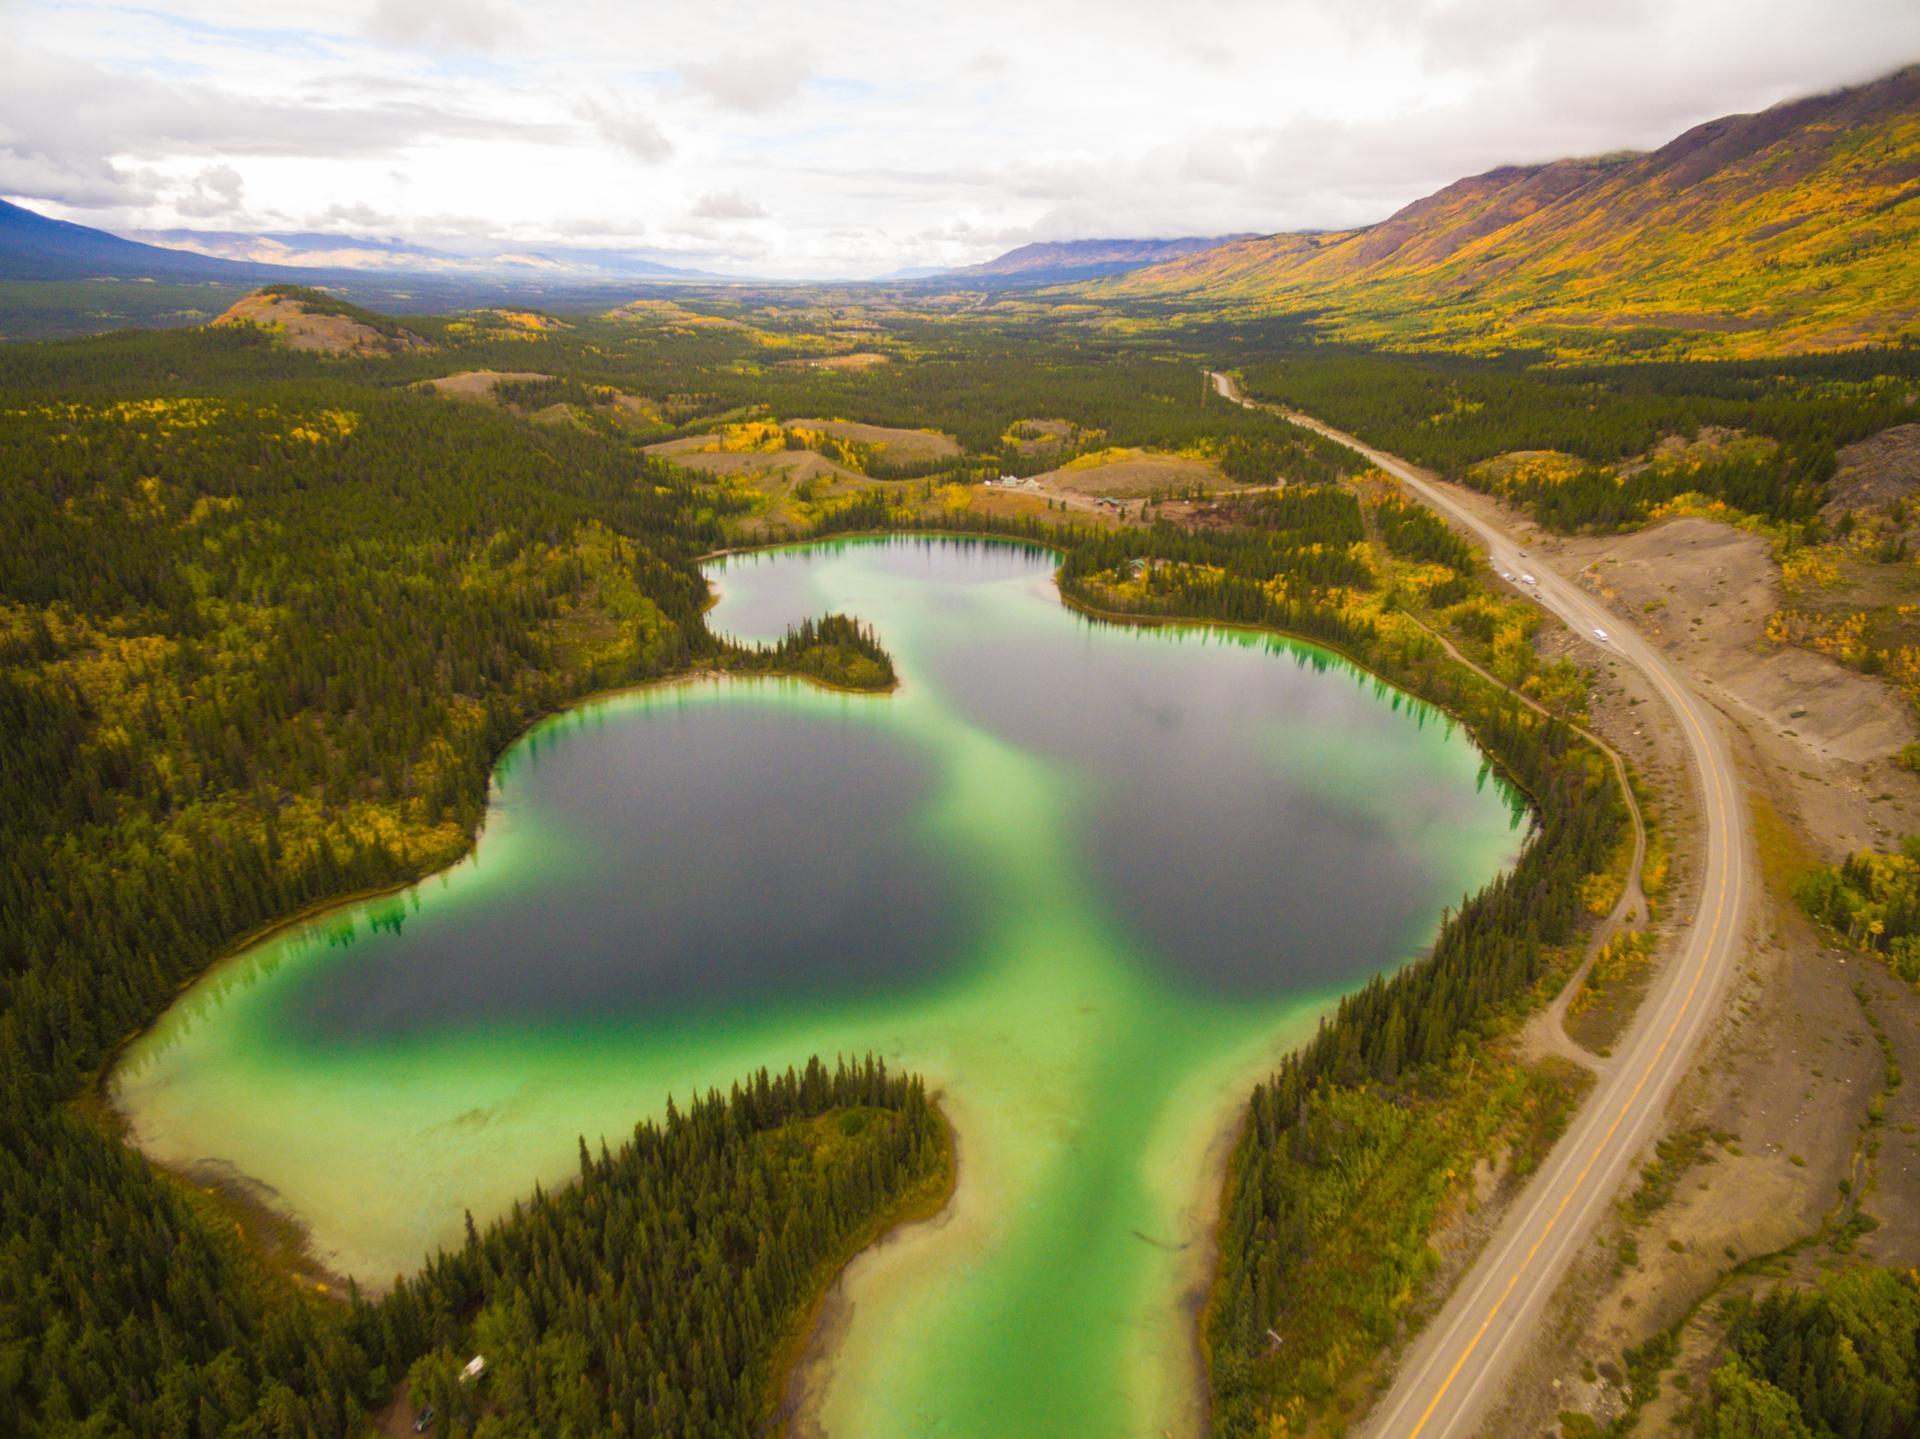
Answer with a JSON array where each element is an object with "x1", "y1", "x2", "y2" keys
[{"x1": 0, "y1": 197, "x2": 281, "y2": 282}]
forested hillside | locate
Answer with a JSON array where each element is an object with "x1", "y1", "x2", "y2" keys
[
  {"x1": 0, "y1": 366, "x2": 723, "y2": 1090},
  {"x1": 1091, "y1": 66, "x2": 1920, "y2": 359}
]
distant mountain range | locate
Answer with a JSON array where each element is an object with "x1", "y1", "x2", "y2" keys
[
  {"x1": 924, "y1": 236, "x2": 1253, "y2": 287},
  {"x1": 1088, "y1": 64, "x2": 1920, "y2": 357},
  {"x1": 0, "y1": 197, "x2": 765, "y2": 338},
  {"x1": 123, "y1": 228, "x2": 723, "y2": 282},
  {"x1": 871, "y1": 264, "x2": 952, "y2": 281}
]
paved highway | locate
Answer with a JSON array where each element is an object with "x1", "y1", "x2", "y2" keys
[{"x1": 1210, "y1": 370, "x2": 1750, "y2": 1439}]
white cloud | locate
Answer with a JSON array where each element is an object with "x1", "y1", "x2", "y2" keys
[
  {"x1": 690, "y1": 190, "x2": 768, "y2": 220},
  {"x1": 315, "y1": 199, "x2": 397, "y2": 227},
  {"x1": 365, "y1": 0, "x2": 520, "y2": 53},
  {"x1": 678, "y1": 48, "x2": 811, "y2": 113},
  {"x1": 174, "y1": 162, "x2": 245, "y2": 218},
  {"x1": 0, "y1": 150, "x2": 156, "y2": 209},
  {"x1": 0, "y1": 42, "x2": 567, "y2": 184},
  {"x1": 584, "y1": 101, "x2": 674, "y2": 163}
]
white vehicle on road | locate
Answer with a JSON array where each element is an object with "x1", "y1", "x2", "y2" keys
[
  {"x1": 1593, "y1": 627, "x2": 1610, "y2": 642},
  {"x1": 1520, "y1": 572, "x2": 1537, "y2": 586}
]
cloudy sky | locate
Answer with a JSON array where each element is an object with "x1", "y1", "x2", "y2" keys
[{"x1": 4, "y1": 0, "x2": 1919, "y2": 278}]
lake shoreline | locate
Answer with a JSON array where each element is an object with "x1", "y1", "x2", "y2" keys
[
  {"x1": 96, "y1": 664, "x2": 892, "y2": 1297},
  {"x1": 105, "y1": 533, "x2": 1528, "y2": 1436}
]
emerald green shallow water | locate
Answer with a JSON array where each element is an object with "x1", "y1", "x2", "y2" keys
[{"x1": 114, "y1": 537, "x2": 1524, "y2": 1438}]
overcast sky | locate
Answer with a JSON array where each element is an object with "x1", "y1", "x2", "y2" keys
[{"x1": 4, "y1": 0, "x2": 1919, "y2": 278}]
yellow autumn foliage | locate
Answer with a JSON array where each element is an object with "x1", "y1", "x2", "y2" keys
[{"x1": 1779, "y1": 546, "x2": 1842, "y2": 592}]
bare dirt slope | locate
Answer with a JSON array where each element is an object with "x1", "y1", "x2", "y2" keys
[
  {"x1": 422, "y1": 370, "x2": 550, "y2": 400},
  {"x1": 1557, "y1": 516, "x2": 1915, "y2": 784},
  {"x1": 212, "y1": 291, "x2": 428, "y2": 355},
  {"x1": 1824, "y1": 421, "x2": 1920, "y2": 519}
]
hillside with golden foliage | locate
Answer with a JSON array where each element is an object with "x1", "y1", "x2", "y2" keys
[{"x1": 1090, "y1": 66, "x2": 1920, "y2": 359}]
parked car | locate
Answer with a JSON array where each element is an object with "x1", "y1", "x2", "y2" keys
[
  {"x1": 1520, "y1": 573, "x2": 1537, "y2": 586},
  {"x1": 413, "y1": 1408, "x2": 436, "y2": 1434}
]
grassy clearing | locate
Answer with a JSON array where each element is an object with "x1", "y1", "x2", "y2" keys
[
  {"x1": 1749, "y1": 788, "x2": 1821, "y2": 903},
  {"x1": 1040, "y1": 449, "x2": 1227, "y2": 497},
  {"x1": 1566, "y1": 931, "x2": 1656, "y2": 1054}
]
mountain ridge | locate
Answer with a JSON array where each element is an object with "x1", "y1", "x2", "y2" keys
[{"x1": 1088, "y1": 65, "x2": 1920, "y2": 357}]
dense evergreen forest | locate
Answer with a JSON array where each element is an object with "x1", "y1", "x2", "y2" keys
[
  {"x1": 6, "y1": 290, "x2": 1914, "y2": 1436},
  {"x1": 738, "y1": 613, "x2": 896, "y2": 691},
  {"x1": 1703, "y1": 1268, "x2": 1920, "y2": 1439}
]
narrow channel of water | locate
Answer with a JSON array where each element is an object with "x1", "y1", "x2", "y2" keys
[{"x1": 114, "y1": 537, "x2": 1524, "y2": 1437}]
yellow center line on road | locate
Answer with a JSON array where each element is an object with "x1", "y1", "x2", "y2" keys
[{"x1": 1401, "y1": 662, "x2": 1735, "y2": 1438}]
